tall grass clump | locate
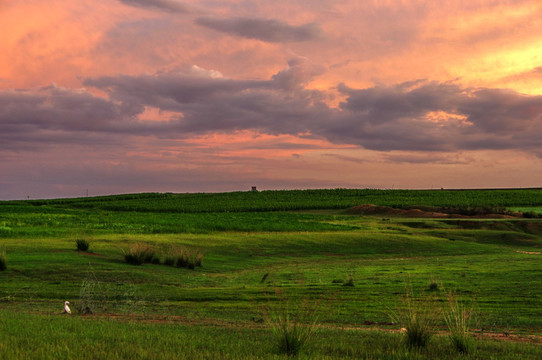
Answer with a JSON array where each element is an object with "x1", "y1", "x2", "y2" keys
[
  {"x1": 0, "y1": 244, "x2": 6, "y2": 271},
  {"x1": 167, "y1": 246, "x2": 203, "y2": 270},
  {"x1": 444, "y1": 291, "x2": 477, "y2": 354},
  {"x1": 389, "y1": 284, "x2": 440, "y2": 349},
  {"x1": 123, "y1": 243, "x2": 156, "y2": 265},
  {"x1": 263, "y1": 289, "x2": 325, "y2": 356},
  {"x1": 75, "y1": 239, "x2": 90, "y2": 252},
  {"x1": 78, "y1": 263, "x2": 106, "y2": 314}
]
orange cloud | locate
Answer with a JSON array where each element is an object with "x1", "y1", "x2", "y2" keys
[{"x1": 2, "y1": 0, "x2": 542, "y2": 199}]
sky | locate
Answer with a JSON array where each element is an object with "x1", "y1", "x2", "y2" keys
[{"x1": 1, "y1": 0, "x2": 542, "y2": 200}]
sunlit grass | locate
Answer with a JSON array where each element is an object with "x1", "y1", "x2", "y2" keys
[{"x1": 0, "y1": 191, "x2": 542, "y2": 358}]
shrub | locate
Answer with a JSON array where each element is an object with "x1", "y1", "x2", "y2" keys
[
  {"x1": 171, "y1": 246, "x2": 203, "y2": 270},
  {"x1": 389, "y1": 284, "x2": 440, "y2": 348},
  {"x1": 263, "y1": 289, "x2": 323, "y2": 356},
  {"x1": 0, "y1": 244, "x2": 6, "y2": 271},
  {"x1": 428, "y1": 281, "x2": 439, "y2": 291},
  {"x1": 175, "y1": 248, "x2": 188, "y2": 268},
  {"x1": 522, "y1": 211, "x2": 540, "y2": 218},
  {"x1": 193, "y1": 252, "x2": 204, "y2": 267},
  {"x1": 163, "y1": 256, "x2": 176, "y2": 267},
  {"x1": 123, "y1": 243, "x2": 155, "y2": 265},
  {"x1": 343, "y1": 272, "x2": 355, "y2": 287},
  {"x1": 444, "y1": 291, "x2": 477, "y2": 354},
  {"x1": 75, "y1": 239, "x2": 90, "y2": 252}
]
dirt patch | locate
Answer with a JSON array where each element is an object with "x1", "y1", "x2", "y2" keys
[
  {"x1": 81, "y1": 251, "x2": 104, "y2": 257},
  {"x1": 347, "y1": 204, "x2": 521, "y2": 219}
]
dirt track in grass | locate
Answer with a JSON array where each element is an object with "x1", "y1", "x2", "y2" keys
[{"x1": 58, "y1": 312, "x2": 542, "y2": 344}]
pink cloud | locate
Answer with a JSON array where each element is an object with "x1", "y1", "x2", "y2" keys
[{"x1": 1, "y1": 0, "x2": 542, "y2": 199}]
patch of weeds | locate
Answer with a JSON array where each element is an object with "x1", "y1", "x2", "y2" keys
[
  {"x1": 116, "y1": 282, "x2": 146, "y2": 315},
  {"x1": 123, "y1": 243, "x2": 156, "y2": 265},
  {"x1": 75, "y1": 239, "x2": 90, "y2": 252},
  {"x1": 78, "y1": 263, "x2": 107, "y2": 314},
  {"x1": 262, "y1": 288, "x2": 327, "y2": 356},
  {"x1": 343, "y1": 272, "x2": 355, "y2": 287},
  {"x1": 0, "y1": 244, "x2": 6, "y2": 271},
  {"x1": 444, "y1": 291, "x2": 477, "y2": 354},
  {"x1": 522, "y1": 211, "x2": 541, "y2": 218},
  {"x1": 427, "y1": 282, "x2": 439, "y2": 292},
  {"x1": 160, "y1": 246, "x2": 203, "y2": 269},
  {"x1": 163, "y1": 256, "x2": 176, "y2": 267},
  {"x1": 172, "y1": 246, "x2": 204, "y2": 270},
  {"x1": 389, "y1": 283, "x2": 441, "y2": 349}
]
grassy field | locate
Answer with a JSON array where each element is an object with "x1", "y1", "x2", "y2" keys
[{"x1": 1, "y1": 189, "x2": 541, "y2": 359}]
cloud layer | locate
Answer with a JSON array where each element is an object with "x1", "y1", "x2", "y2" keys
[
  {"x1": 2, "y1": 0, "x2": 542, "y2": 199},
  {"x1": 3, "y1": 63, "x2": 541, "y2": 156}
]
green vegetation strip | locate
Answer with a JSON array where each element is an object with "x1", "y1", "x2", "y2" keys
[{"x1": 0, "y1": 190, "x2": 541, "y2": 358}]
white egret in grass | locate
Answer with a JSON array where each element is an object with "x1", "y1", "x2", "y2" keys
[{"x1": 63, "y1": 301, "x2": 71, "y2": 314}]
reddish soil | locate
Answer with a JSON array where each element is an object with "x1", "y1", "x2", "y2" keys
[{"x1": 81, "y1": 251, "x2": 104, "y2": 257}]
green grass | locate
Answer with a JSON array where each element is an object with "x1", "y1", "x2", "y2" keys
[
  {"x1": 1, "y1": 310, "x2": 541, "y2": 359},
  {"x1": 0, "y1": 190, "x2": 542, "y2": 358},
  {"x1": 5, "y1": 188, "x2": 542, "y2": 213}
]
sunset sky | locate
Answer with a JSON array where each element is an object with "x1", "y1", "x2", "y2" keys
[{"x1": 1, "y1": 0, "x2": 542, "y2": 199}]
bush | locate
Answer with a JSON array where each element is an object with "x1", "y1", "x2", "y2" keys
[
  {"x1": 428, "y1": 281, "x2": 439, "y2": 291},
  {"x1": 123, "y1": 243, "x2": 155, "y2": 265},
  {"x1": 522, "y1": 211, "x2": 539, "y2": 218},
  {"x1": 343, "y1": 272, "x2": 355, "y2": 287},
  {"x1": 163, "y1": 256, "x2": 176, "y2": 267},
  {"x1": 75, "y1": 239, "x2": 90, "y2": 252},
  {"x1": 172, "y1": 246, "x2": 203, "y2": 270},
  {"x1": 0, "y1": 244, "x2": 6, "y2": 271}
]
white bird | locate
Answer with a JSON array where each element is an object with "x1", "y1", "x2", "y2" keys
[{"x1": 63, "y1": 301, "x2": 71, "y2": 314}]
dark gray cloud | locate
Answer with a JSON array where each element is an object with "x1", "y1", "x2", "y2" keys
[
  {"x1": 0, "y1": 84, "x2": 144, "y2": 150},
  {"x1": 118, "y1": 0, "x2": 191, "y2": 13},
  {"x1": 3, "y1": 64, "x2": 542, "y2": 156},
  {"x1": 195, "y1": 16, "x2": 322, "y2": 42},
  {"x1": 83, "y1": 60, "x2": 327, "y2": 136},
  {"x1": 0, "y1": 84, "x2": 129, "y2": 130},
  {"x1": 334, "y1": 81, "x2": 542, "y2": 152}
]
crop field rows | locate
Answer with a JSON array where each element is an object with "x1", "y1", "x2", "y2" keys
[{"x1": 1, "y1": 189, "x2": 541, "y2": 359}]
